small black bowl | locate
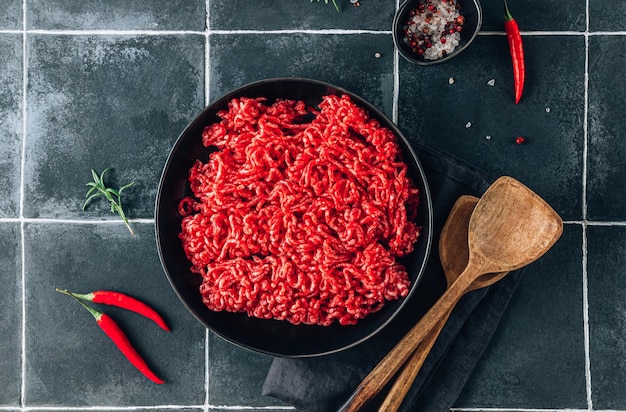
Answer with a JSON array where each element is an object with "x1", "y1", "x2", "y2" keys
[
  {"x1": 155, "y1": 78, "x2": 433, "y2": 357},
  {"x1": 393, "y1": 0, "x2": 482, "y2": 65}
]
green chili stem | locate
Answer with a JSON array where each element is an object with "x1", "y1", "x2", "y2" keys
[{"x1": 504, "y1": 0, "x2": 514, "y2": 21}]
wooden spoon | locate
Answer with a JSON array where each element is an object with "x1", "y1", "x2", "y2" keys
[
  {"x1": 337, "y1": 176, "x2": 563, "y2": 412},
  {"x1": 378, "y1": 195, "x2": 509, "y2": 411}
]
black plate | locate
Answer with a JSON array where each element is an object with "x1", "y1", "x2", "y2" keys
[{"x1": 155, "y1": 78, "x2": 433, "y2": 357}]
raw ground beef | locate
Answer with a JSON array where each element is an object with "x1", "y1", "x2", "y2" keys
[{"x1": 178, "y1": 94, "x2": 420, "y2": 326}]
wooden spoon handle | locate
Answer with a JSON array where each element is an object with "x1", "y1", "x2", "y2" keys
[
  {"x1": 377, "y1": 309, "x2": 452, "y2": 412},
  {"x1": 336, "y1": 268, "x2": 476, "y2": 412}
]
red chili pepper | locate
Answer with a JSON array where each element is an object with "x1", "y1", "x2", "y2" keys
[
  {"x1": 58, "y1": 289, "x2": 170, "y2": 332},
  {"x1": 504, "y1": 0, "x2": 525, "y2": 104},
  {"x1": 64, "y1": 294, "x2": 165, "y2": 384}
]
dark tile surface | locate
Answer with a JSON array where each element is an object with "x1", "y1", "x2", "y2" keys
[
  {"x1": 399, "y1": 34, "x2": 585, "y2": 221},
  {"x1": 478, "y1": 0, "x2": 586, "y2": 32},
  {"x1": 26, "y1": 0, "x2": 206, "y2": 31},
  {"x1": 0, "y1": 223, "x2": 21, "y2": 406},
  {"x1": 0, "y1": 0, "x2": 21, "y2": 29},
  {"x1": 208, "y1": 333, "x2": 286, "y2": 407},
  {"x1": 24, "y1": 34, "x2": 204, "y2": 220},
  {"x1": 0, "y1": 34, "x2": 22, "y2": 218},
  {"x1": 210, "y1": 0, "x2": 393, "y2": 31},
  {"x1": 589, "y1": 0, "x2": 626, "y2": 32},
  {"x1": 587, "y1": 35, "x2": 626, "y2": 221},
  {"x1": 3, "y1": 0, "x2": 626, "y2": 410},
  {"x1": 587, "y1": 226, "x2": 626, "y2": 409},
  {"x1": 23, "y1": 222, "x2": 206, "y2": 405},
  {"x1": 455, "y1": 225, "x2": 587, "y2": 408},
  {"x1": 209, "y1": 32, "x2": 395, "y2": 117}
]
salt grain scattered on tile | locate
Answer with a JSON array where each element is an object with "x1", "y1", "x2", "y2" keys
[
  {"x1": 486, "y1": 135, "x2": 492, "y2": 140},
  {"x1": 449, "y1": 77, "x2": 455, "y2": 84},
  {"x1": 374, "y1": 52, "x2": 381, "y2": 58},
  {"x1": 546, "y1": 107, "x2": 551, "y2": 113},
  {"x1": 466, "y1": 121, "x2": 472, "y2": 128},
  {"x1": 487, "y1": 79, "x2": 495, "y2": 86}
]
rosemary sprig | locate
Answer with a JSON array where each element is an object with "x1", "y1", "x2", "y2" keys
[
  {"x1": 83, "y1": 167, "x2": 136, "y2": 236},
  {"x1": 311, "y1": 0, "x2": 340, "y2": 12}
]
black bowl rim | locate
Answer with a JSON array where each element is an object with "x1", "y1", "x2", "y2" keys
[
  {"x1": 392, "y1": 0, "x2": 483, "y2": 66},
  {"x1": 155, "y1": 77, "x2": 434, "y2": 357}
]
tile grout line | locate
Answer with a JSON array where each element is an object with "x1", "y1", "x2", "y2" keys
[
  {"x1": 19, "y1": 0, "x2": 27, "y2": 408},
  {"x1": 2, "y1": 28, "x2": 626, "y2": 36},
  {"x1": 209, "y1": 408, "x2": 294, "y2": 411},
  {"x1": 479, "y1": 30, "x2": 585, "y2": 36},
  {"x1": 24, "y1": 29, "x2": 206, "y2": 35},
  {"x1": 563, "y1": 220, "x2": 626, "y2": 226},
  {"x1": 584, "y1": 220, "x2": 626, "y2": 226},
  {"x1": 16, "y1": 28, "x2": 391, "y2": 35},
  {"x1": 205, "y1": 329, "x2": 210, "y2": 411},
  {"x1": 452, "y1": 409, "x2": 606, "y2": 412},
  {"x1": 22, "y1": 407, "x2": 204, "y2": 410},
  {"x1": 392, "y1": 0, "x2": 399, "y2": 124},
  {"x1": 582, "y1": 216, "x2": 591, "y2": 411},
  {"x1": 14, "y1": 218, "x2": 155, "y2": 224},
  {"x1": 204, "y1": 1, "x2": 211, "y2": 109},
  {"x1": 452, "y1": 409, "x2": 587, "y2": 412},
  {"x1": 582, "y1": 0, "x2": 593, "y2": 409},
  {"x1": 204, "y1": 2, "x2": 211, "y2": 411},
  {"x1": 450, "y1": 408, "x2": 587, "y2": 412}
]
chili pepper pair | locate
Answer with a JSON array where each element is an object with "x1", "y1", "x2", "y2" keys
[
  {"x1": 504, "y1": 0, "x2": 525, "y2": 104},
  {"x1": 56, "y1": 288, "x2": 169, "y2": 384}
]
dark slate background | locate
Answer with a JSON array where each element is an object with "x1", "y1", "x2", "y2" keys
[{"x1": 0, "y1": 0, "x2": 623, "y2": 409}]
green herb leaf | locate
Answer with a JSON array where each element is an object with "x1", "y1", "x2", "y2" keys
[
  {"x1": 91, "y1": 169, "x2": 100, "y2": 185},
  {"x1": 84, "y1": 185, "x2": 98, "y2": 197},
  {"x1": 82, "y1": 193, "x2": 101, "y2": 210},
  {"x1": 119, "y1": 181, "x2": 135, "y2": 194},
  {"x1": 83, "y1": 168, "x2": 136, "y2": 236},
  {"x1": 105, "y1": 187, "x2": 120, "y2": 197}
]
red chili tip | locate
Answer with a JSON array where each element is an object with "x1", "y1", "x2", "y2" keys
[
  {"x1": 97, "y1": 313, "x2": 165, "y2": 385},
  {"x1": 515, "y1": 136, "x2": 525, "y2": 144},
  {"x1": 90, "y1": 290, "x2": 171, "y2": 332}
]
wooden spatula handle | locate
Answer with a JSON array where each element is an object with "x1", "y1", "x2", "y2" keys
[
  {"x1": 377, "y1": 310, "x2": 452, "y2": 411},
  {"x1": 336, "y1": 268, "x2": 476, "y2": 412}
]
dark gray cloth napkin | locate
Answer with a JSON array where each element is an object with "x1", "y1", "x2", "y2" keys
[{"x1": 262, "y1": 146, "x2": 525, "y2": 411}]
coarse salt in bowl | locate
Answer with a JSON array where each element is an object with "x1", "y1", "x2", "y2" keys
[{"x1": 393, "y1": 0, "x2": 482, "y2": 65}]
